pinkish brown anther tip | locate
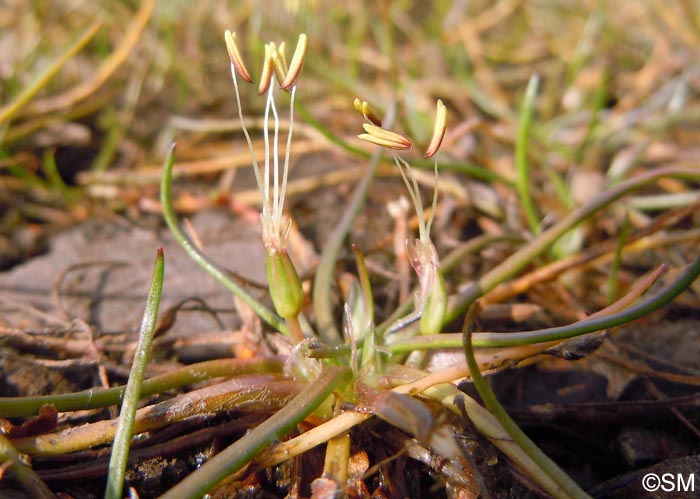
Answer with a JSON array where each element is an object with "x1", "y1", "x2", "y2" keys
[{"x1": 224, "y1": 30, "x2": 253, "y2": 83}]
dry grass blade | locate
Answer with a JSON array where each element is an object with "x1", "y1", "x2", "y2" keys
[
  {"x1": 10, "y1": 376, "x2": 299, "y2": 457},
  {"x1": 22, "y1": 0, "x2": 156, "y2": 117},
  {"x1": 0, "y1": 22, "x2": 102, "y2": 124}
]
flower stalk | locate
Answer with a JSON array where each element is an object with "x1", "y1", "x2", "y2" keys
[
  {"x1": 225, "y1": 30, "x2": 308, "y2": 342},
  {"x1": 357, "y1": 98, "x2": 448, "y2": 335}
]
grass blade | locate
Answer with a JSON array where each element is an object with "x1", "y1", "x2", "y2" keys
[
  {"x1": 0, "y1": 22, "x2": 101, "y2": 125},
  {"x1": 104, "y1": 247, "x2": 164, "y2": 499},
  {"x1": 516, "y1": 74, "x2": 541, "y2": 234}
]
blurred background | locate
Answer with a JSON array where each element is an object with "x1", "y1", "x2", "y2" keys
[{"x1": 1, "y1": 0, "x2": 699, "y2": 269}]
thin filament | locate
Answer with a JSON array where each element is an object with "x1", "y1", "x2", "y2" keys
[
  {"x1": 270, "y1": 86, "x2": 281, "y2": 232},
  {"x1": 425, "y1": 160, "x2": 439, "y2": 237},
  {"x1": 278, "y1": 85, "x2": 297, "y2": 230},
  {"x1": 230, "y1": 64, "x2": 265, "y2": 212},
  {"x1": 393, "y1": 154, "x2": 426, "y2": 242},
  {"x1": 263, "y1": 84, "x2": 274, "y2": 224}
]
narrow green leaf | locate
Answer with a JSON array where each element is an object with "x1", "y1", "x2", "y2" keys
[
  {"x1": 462, "y1": 309, "x2": 593, "y2": 499},
  {"x1": 0, "y1": 358, "x2": 284, "y2": 418},
  {"x1": 105, "y1": 247, "x2": 165, "y2": 499},
  {"x1": 516, "y1": 74, "x2": 541, "y2": 235}
]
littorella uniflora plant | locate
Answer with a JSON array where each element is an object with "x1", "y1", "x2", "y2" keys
[
  {"x1": 225, "y1": 31, "x2": 307, "y2": 343},
  {"x1": 357, "y1": 98, "x2": 448, "y2": 335}
]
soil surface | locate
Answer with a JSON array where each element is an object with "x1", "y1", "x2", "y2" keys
[{"x1": 2, "y1": 209, "x2": 700, "y2": 498}]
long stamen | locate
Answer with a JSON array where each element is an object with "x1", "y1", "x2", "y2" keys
[
  {"x1": 230, "y1": 63, "x2": 266, "y2": 210},
  {"x1": 278, "y1": 85, "x2": 297, "y2": 231},
  {"x1": 425, "y1": 160, "x2": 439, "y2": 237},
  {"x1": 263, "y1": 82, "x2": 274, "y2": 232},
  {"x1": 408, "y1": 166, "x2": 423, "y2": 235},
  {"x1": 393, "y1": 154, "x2": 426, "y2": 242},
  {"x1": 270, "y1": 85, "x2": 281, "y2": 237}
]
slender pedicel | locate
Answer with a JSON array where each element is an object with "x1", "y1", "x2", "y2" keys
[{"x1": 224, "y1": 31, "x2": 306, "y2": 341}]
